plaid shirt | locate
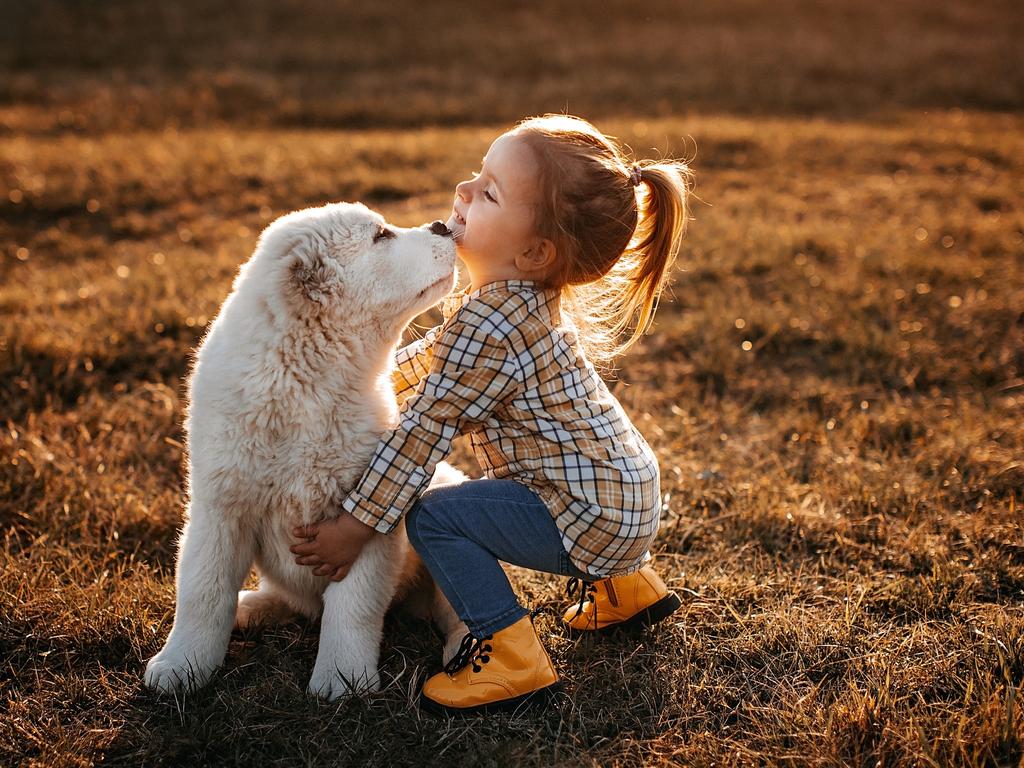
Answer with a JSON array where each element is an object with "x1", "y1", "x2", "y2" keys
[{"x1": 341, "y1": 279, "x2": 661, "y2": 577}]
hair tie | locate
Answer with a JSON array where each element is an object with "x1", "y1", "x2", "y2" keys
[{"x1": 629, "y1": 165, "x2": 644, "y2": 187}]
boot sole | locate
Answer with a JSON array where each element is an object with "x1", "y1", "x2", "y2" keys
[
  {"x1": 419, "y1": 681, "x2": 562, "y2": 717},
  {"x1": 565, "y1": 591, "x2": 682, "y2": 635}
]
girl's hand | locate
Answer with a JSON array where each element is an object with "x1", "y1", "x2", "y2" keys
[{"x1": 290, "y1": 513, "x2": 378, "y2": 582}]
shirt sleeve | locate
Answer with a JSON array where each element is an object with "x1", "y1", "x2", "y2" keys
[
  {"x1": 342, "y1": 317, "x2": 520, "y2": 533},
  {"x1": 392, "y1": 325, "x2": 441, "y2": 406}
]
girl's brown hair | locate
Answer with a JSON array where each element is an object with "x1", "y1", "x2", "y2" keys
[{"x1": 511, "y1": 114, "x2": 694, "y2": 369}]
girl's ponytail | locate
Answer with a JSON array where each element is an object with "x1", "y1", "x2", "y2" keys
[
  {"x1": 615, "y1": 161, "x2": 693, "y2": 350},
  {"x1": 561, "y1": 160, "x2": 693, "y2": 369},
  {"x1": 513, "y1": 114, "x2": 694, "y2": 370}
]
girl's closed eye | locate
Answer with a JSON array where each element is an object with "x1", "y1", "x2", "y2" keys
[{"x1": 469, "y1": 172, "x2": 498, "y2": 203}]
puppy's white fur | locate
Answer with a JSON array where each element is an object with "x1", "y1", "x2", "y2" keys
[{"x1": 144, "y1": 202, "x2": 467, "y2": 699}]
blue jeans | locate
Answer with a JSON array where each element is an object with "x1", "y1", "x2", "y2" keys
[{"x1": 405, "y1": 478, "x2": 592, "y2": 638}]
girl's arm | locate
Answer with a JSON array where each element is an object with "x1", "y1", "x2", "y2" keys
[
  {"x1": 346, "y1": 317, "x2": 520, "y2": 533},
  {"x1": 392, "y1": 325, "x2": 441, "y2": 405},
  {"x1": 292, "y1": 317, "x2": 520, "y2": 577},
  {"x1": 291, "y1": 319, "x2": 519, "y2": 579}
]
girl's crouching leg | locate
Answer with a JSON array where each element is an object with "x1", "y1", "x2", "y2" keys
[{"x1": 405, "y1": 489, "x2": 528, "y2": 640}]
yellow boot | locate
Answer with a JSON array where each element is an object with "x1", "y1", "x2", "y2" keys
[
  {"x1": 562, "y1": 564, "x2": 681, "y2": 632},
  {"x1": 420, "y1": 615, "x2": 561, "y2": 715}
]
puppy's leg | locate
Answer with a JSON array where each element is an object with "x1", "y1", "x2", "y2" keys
[
  {"x1": 398, "y1": 563, "x2": 468, "y2": 666},
  {"x1": 431, "y1": 585, "x2": 470, "y2": 666},
  {"x1": 144, "y1": 507, "x2": 253, "y2": 694},
  {"x1": 308, "y1": 535, "x2": 401, "y2": 700},
  {"x1": 236, "y1": 585, "x2": 299, "y2": 629},
  {"x1": 236, "y1": 574, "x2": 321, "y2": 629}
]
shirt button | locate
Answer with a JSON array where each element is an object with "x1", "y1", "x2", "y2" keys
[{"x1": 563, "y1": 331, "x2": 577, "y2": 345}]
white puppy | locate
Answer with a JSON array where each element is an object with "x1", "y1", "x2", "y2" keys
[{"x1": 144, "y1": 202, "x2": 467, "y2": 699}]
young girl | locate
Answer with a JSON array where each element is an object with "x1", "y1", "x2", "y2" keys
[{"x1": 290, "y1": 114, "x2": 693, "y2": 715}]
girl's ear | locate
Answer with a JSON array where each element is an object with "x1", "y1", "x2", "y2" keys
[{"x1": 516, "y1": 237, "x2": 557, "y2": 276}]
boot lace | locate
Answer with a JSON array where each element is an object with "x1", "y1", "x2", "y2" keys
[
  {"x1": 566, "y1": 576, "x2": 598, "y2": 622},
  {"x1": 443, "y1": 631, "x2": 494, "y2": 675}
]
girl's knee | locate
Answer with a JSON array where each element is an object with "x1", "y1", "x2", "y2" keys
[
  {"x1": 405, "y1": 485, "x2": 456, "y2": 549},
  {"x1": 406, "y1": 492, "x2": 441, "y2": 545},
  {"x1": 405, "y1": 499, "x2": 425, "y2": 548}
]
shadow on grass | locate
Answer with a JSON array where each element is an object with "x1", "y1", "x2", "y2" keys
[
  {"x1": 96, "y1": 609, "x2": 642, "y2": 767},
  {"x1": 62, "y1": 598, "x2": 682, "y2": 767}
]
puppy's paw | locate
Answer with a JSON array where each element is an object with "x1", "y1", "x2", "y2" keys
[
  {"x1": 143, "y1": 646, "x2": 218, "y2": 694},
  {"x1": 307, "y1": 659, "x2": 380, "y2": 700}
]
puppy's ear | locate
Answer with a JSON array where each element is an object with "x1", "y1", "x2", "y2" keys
[{"x1": 287, "y1": 240, "x2": 341, "y2": 305}]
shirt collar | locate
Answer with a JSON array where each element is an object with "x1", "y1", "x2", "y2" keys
[{"x1": 441, "y1": 279, "x2": 546, "y2": 321}]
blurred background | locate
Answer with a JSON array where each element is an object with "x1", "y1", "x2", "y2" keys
[
  {"x1": 1, "y1": 2, "x2": 1022, "y2": 767},
  {"x1": 2, "y1": 0, "x2": 1022, "y2": 131}
]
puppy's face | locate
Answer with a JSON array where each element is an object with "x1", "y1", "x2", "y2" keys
[{"x1": 258, "y1": 202, "x2": 457, "y2": 333}]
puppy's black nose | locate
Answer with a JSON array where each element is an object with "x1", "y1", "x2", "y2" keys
[{"x1": 429, "y1": 220, "x2": 452, "y2": 237}]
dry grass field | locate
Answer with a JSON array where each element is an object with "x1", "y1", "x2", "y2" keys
[{"x1": 2, "y1": 1, "x2": 1023, "y2": 766}]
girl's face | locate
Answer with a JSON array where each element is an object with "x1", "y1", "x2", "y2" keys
[{"x1": 446, "y1": 132, "x2": 547, "y2": 287}]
